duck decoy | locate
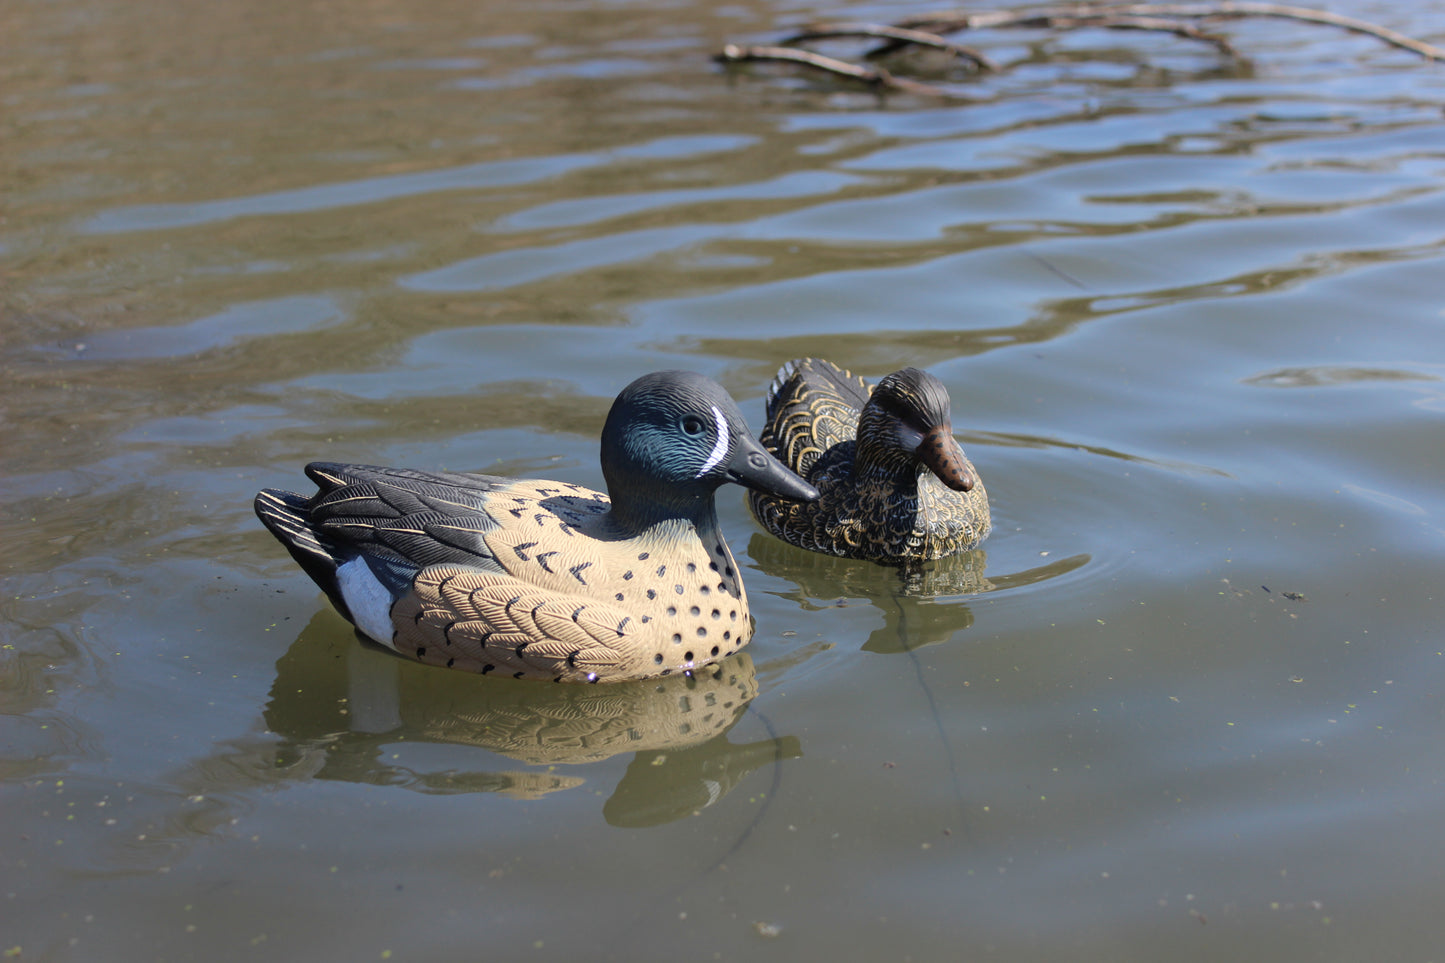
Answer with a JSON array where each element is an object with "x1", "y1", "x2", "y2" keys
[
  {"x1": 748, "y1": 358, "x2": 989, "y2": 562},
  {"x1": 255, "y1": 370, "x2": 819, "y2": 683}
]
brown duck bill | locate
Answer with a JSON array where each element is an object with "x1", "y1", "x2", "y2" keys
[{"x1": 917, "y1": 425, "x2": 975, "y2": 492}]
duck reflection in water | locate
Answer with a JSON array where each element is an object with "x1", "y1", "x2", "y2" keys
[
  {"x1": 260, "y1": 611, "x2": 800, "y2": 826},
  {"x1": 748, "y1": 532, "x2": 1089, "y2": 654},
  {"x1": 747, "y1": 532, "x2": 990, "y2": 653}
]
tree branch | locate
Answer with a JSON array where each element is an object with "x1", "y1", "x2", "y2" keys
[
  {"x1": 715, "y1": 44, "x2": 960, "y2": 97},
  {"x1": 717, "y1": 3, "x2": 1445, "y2": 97},
  {"x1": 870, "y1": 11, "x2": 1239, "y2": 58},
  {"x1": 897, "y1": 3, "x2": 1445, "y2": 61},
  {"x1": 781, "y1": 22, "x2": 999, "y2": 71}
]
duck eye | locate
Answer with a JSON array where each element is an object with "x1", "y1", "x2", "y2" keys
[{"x1": 681, "y1": 415, "x2": 706, "y2": 436}]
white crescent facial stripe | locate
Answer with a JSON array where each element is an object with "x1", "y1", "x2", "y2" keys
[{"x1": 695, "y1": 404, "x2": 730, "y2": 478}]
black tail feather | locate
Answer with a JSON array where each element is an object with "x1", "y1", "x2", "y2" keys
[
  {"x1": 254, "y1": 488, "x2": 353, "y2": 622},
  {"x1": 766, "y1": 357, "x2": 871, "y2": 418}
]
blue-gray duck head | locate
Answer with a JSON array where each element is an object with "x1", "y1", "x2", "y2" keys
[
  {"x1": 861, "y1": 367, "x2": 976, "y2": 492},
  {"x1": 601, "y1": 371, "x2": 818, "y2": 519}
]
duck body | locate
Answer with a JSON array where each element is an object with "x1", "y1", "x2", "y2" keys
[
  {"x1": 256, "y1": 371, "x2": 818, "y2": 683},
  {"x1": 748, "y1": 358, "x2": 989, "y2": 562}
]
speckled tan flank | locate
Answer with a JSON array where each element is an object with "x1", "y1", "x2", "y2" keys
[{"x1": 390, "y1": 504, "x2": 749, "y2": 682}]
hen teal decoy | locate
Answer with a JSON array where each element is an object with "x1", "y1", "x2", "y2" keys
[
  {"x1": 748, "y1": 358, "x2": 989, "y2": 562},
  {"x1": 255, "y1": 371, "x2": 818, "y2": 683}
]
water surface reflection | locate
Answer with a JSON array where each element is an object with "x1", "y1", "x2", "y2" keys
[
  {"x1": 256, "y1": 616, "x2": 795, "y2": 823},
  {"x1": 6, "y1": 0, "x2": 1445, "y2": 958}
]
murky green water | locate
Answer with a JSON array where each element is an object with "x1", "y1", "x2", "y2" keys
[{"x1": 5, "y1": 0, "x2": 1445, "y2": 958}]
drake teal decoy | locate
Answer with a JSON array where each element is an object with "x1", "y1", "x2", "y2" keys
[
  {"x1": 255, "y1": 371, "x2": 819, "y2": 683},
  {"x1": 748, "y1": 358, "x2": 989, "y2": 562}
]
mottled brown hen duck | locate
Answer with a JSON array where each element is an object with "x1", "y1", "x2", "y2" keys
[{"x1": 748, "y1": 358, "x2": 989, "y2": 562}]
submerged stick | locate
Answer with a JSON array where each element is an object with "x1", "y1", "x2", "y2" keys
[
  {"x1": 898, "y1": 2, "x2": 1445, "y2": 61},
  {"x1": 719, "y1": 2, "x2": 1445, "y2": 95},
  {"x1": 868, "y1": 11, "x2": 1238, "y2": 57},
  {"x1": 1094, "y1": 2, "x2": 1444, "y2": 60},
  {"x1": 716, "y1": 43, "x2": 959, "y2": 96},
  {"x1": 782, "y1": 22, "x2": 999, "y2": 70}
]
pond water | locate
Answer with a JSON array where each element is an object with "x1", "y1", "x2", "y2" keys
[{"x1": 4, "y1": 0, "x2": 1445, "y2": 959}]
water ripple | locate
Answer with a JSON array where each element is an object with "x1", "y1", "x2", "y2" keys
[{"x1": 80, "y1": 134, "x2": 754, "y2": 235}]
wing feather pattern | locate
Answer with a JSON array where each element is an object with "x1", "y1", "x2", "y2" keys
[
  {"x1": 760, "y1": 358, "x2": 872, "y2": 476},
  {"x1": 392, "y1": 565, "x2": 641, "y2": 682}
]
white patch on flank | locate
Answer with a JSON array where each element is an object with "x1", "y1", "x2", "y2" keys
[
  {"x1": 695, "y1": 404, "x2": 730, "y2": 478},
  {"x1": 336, "y1": 557, "x2": 399, "y2": 649}
]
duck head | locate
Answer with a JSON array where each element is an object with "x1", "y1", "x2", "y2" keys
[
  {"x1": 601, "y1": 370, "x2": 819, "y2": 523},
  {"x1": 858, "y1": 367, "x2": 976, "y2": 492}
]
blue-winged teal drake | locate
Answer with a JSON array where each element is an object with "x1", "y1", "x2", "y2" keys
[
  {"x1": 255, "y1": 371, "x2": 819, "y2": 683},
  {"x1": 748, "y1": 358, "x2": 989, "y2": 562}
]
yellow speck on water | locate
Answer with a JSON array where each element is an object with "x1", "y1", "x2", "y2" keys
[
  {"x1": 381, "y1": 952, "x2": 392, "y2": 960},
  {"x1": 5, "y1": 948, "x2": 22, "y2": 959}
]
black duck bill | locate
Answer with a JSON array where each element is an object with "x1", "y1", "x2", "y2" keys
[{"x1": 726, "y1": 432, "x2": 820, "y2": 503}]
